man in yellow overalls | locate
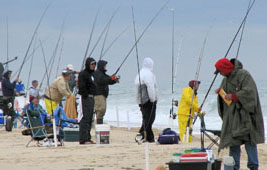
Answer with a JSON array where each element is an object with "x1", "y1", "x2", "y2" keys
[{"x1": 177, "y1": 80, "x2": 201, "y2": 142}]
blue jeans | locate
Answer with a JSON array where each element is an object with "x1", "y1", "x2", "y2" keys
[{"x1": 230, "y1": 142, "x2": 258, "y2": 170}]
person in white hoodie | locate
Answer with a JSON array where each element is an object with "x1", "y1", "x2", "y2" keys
[{"x1": 135, "y1": 57, "x2": 158, "y2": 142}]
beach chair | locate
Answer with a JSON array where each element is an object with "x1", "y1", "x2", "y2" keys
[
  {"x1": 25, "y1": 109, "x2": 63, "y2": 147},
  {"x1": 53, "y1": 106, "x2": 78, "y2": 128},
  {"x1": 199, "y1": 114, "x2": 221, "y2": 151}
]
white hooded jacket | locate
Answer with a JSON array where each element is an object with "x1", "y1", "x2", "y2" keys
[{"x1": 135, "y1": 58, "x2": 158, "y2": 104}]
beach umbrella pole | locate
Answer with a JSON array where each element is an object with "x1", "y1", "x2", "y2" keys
[{"x1": 145, "y1": 142, "x2": 149, "y2": 170}]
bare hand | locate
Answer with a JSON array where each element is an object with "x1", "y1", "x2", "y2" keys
[
  {"x1": 215, "y1": 88, "x2": 221, "y2": 94},
  {"x1": 15, "y1": 77, "x2": 19, "y2": 82},
  {"x1": 225, "y1": 94, "x2": 232, "y2": 100}
]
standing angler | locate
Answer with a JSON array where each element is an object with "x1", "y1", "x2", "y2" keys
[
  {"x1": 135, "y1": 57, "x2": 157, "y2": 143},
  {"x1": 78, "y1": 57, "x2": 96, "y2": 144},
  {"x1": 1, "y1": 70, "x2": 19, "y2": 130},
  {"x1": 215, "y1": 58, "x2": 264, "y2": 170},
  {"x1": 94, "y1": 60, "x2": 119, "y2": 124},
  {"x1": 177, "y1": 80, "x2": 201, "y2": 142}
]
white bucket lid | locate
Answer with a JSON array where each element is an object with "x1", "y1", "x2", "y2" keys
[{"x1": 95, "y1": 124, "x2": 110, "y2": 131}]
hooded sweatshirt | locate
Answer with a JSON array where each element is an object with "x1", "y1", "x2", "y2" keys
[
  {"x1": 78, "y1": 58, "x2": 97, "y2": 97},
  {"x1": 2, "y1": 70, "x2": 16, "y2": 97},
  {"x1": 135, "y1": 58, "x2": 158, "y2": 104},
  {"x1": 94, "y1": 60, "x2": 116, "y2": 97}
]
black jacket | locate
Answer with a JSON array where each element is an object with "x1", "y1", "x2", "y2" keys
[
  {"x1": 94, "y1": 60, "x2": 116, "y2": 98},
  {"x1": 78, "y1": 58, "x2": 97, "y2": 97},
  {"x1": 2, "y1": 71, "x2": 16, "y2": 97}
]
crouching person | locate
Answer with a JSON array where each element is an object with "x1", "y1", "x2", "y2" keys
[{"x1": 44, "y1": 70, "x2": 72, "y2": 114}]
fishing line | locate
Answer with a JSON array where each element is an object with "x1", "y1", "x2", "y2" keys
[
  {"x1": 199, "y1": 0, "x2": 255, "y2": 109},
  {"x1": 81, "y1": 8, "x2": 100, "y2": 70},
  {"x1": 101, "y1": 25, "x2": 130, "y2": 59},
  {"x1": 114, "y1": 0, "x2": 169, "y2": 75},
  {"x1": 17, "y1": 3, "x2": 51, "y2": 78}
]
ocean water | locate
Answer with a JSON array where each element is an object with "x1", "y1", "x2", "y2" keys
[
  {"x1": 104, "y1": 79, "x2": 267, "y2": 135},
  {"x1": 5, "y1": 79, "x2": 267, "y2": 136}
]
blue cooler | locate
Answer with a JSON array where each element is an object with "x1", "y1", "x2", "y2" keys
[{"x1": 0, "y1": 113, "x2": 5, "y2": 125}]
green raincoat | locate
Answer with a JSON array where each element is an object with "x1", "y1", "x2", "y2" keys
[{"x1": 217, "y1": 59, "x2": 264, "y2": 149}]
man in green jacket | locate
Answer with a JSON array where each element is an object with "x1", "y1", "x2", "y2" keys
[{"x1": 215, "y1": 58, "x2": 264, "y2": 170}]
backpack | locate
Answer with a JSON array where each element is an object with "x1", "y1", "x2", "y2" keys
[{"x1": 158, "y1": 128, "x2": 180, "y2": 144}]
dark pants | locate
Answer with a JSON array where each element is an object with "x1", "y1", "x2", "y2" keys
[
  {"x1": 139, "y1": 101, "x2": 156, "y2": 142},
  {"x1": 79, "y1": 96, "x2": 94, "y2": 143},
  {"x1": 230, "y1": 142, "x2": 259, "y2": 170},
  {"x1": 2, "y1": 96, "x2": 15, "y2": 121}
]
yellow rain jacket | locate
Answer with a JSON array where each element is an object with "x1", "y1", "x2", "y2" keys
[{"x1": 178, "y1": 87, "x2": 200, "y2": 142}]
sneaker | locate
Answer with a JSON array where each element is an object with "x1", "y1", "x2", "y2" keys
[{"x1": 80, "y1": 142, "x2": 95, "y2": 145}]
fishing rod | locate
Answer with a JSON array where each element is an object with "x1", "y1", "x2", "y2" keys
[
  {"x1": 184, "y1": 28, "x2": 210, "y2": 143},
  {"x1": 198, "y1": 0, "x2": 255, "y2": 110},
  {"x1": 39, "y1": 38, "x2": 58, "y2": 147},
  {"x1": 170, "y1": 8, "x2": 176, "y2": 120},
  {"x1": 86, "y1": 7, "x2": 119, "y2": 62},
  {"x1": 81, "y1": 9, "x2": 100, "y2": 70},
  {"x1": 17, "y1": 3, "x2": 50, "y2": 78},
  {"x1": 25, "y1": 38, "x2": 37, "y2": 99},
  {"x1": 11, "y1": 37, "x2": 49, "y2": 80},
  {"x1": 55, "y1": 38, "x2": 64, "y2": 78},
  {"x1": 99, "y1": 23, "x2": 111, "y2": 60},
  {"x1": 47, "y1": 17, "x2": 66, "y2": 83},
  {"x1": 236, "y1": 0, "x2": 252, "y2": 59},
  {"x1": 39, "y1": 47, "x2": 55, "y2": 89},
  {"x1": 6, "y1": 17, "x2": 9, "y2": 70},
  {"x1": 101, "y1": 25, "x2": 130, "y2": 58},
  {"x1": 131, "y1": 6, "x2": 145, "y2": 144},
  {"x1": 114, "y1": 0, "x2": 169, "y2": 75},
  {"x1": 2, "y1": 56, "x2": 18, "y2": 65}
]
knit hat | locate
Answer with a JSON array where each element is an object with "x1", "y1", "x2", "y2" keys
[
  {"x1": 215, "y1": 58, "x2": 234, "y2": 75},
  {"x1": 188, "y1": 80, "x2": 200, "y2": 89}
]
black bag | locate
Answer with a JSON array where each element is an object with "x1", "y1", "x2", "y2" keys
[
  {"x1": 138, "y1": 84, "x2": 150, "y2": 104},
  {"x1": 158, "y1": 128, "x2": 180, "y2": 144}
]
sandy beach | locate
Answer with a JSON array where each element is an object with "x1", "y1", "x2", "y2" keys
[{"x1": 0, "y1": 126, "x2": 266, "y2": 170}]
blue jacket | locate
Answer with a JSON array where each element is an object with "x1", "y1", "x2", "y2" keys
[{"x1": 2, "y1": 71, "x2": 16, "y2": 97}]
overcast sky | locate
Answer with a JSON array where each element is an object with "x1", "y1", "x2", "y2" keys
[{"x1": 0, "y1": 0, "x2": 266, "y2": 89}]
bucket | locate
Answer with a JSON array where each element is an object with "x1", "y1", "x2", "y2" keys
[
  {"x1": 95, "y1": 124, "x2": 110, "y2": 144},
  {"x1": 223, "y1": 156, "x2": 235, "y2": 170}
]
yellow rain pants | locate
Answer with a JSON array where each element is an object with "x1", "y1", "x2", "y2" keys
[
  {"x1": 177, "y1": 87, "x2": 200, "y2": 142},
  {"x1": 44, "y1": 98, "x2": 58, "y2": 115}
]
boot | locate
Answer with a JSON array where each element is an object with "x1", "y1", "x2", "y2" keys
[
  {"x1": 250, "y1": 167, "x2": 258, "y2": 170},
  {"x1": 96, "y1": 119, "x2": 103, "y2": 124}
]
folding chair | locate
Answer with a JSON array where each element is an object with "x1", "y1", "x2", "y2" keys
[
  {"x1": 199, "y1": 114, "x2": 221, "y2": 152},
  {"x1": 53, "y1": 106, "x2": 78, "y2": 128},
  {"x1": 25, "y1": 110, "x2": 63, "y2": 147}
]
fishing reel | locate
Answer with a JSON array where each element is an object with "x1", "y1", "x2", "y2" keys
[
  {"x1": 172, "y1": 100, "x2": 178, "y2": 107},
  {"x1": 135, "y1": 133, "x2": 144, "y2": 145},
  {"x1": 169, "y1": 108, "x2": 177, "y2": 120},
  {"x1": 7, "y1": 102, "x2": 13, "y2": 109}
]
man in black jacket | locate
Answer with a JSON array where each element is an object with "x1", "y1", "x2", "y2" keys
[
  {"x1": 78, "y1": 57, "x2": 97, "y2": 144},
  {"x1": 94, "y1": 60, "x2": 119, "y2": 124},
  {"x1": 1, "y1": 70, "x2": 18, "y2": 123}
]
